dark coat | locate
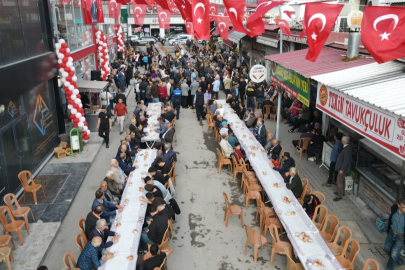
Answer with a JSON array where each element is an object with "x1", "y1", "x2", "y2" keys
[
  {"x1": 335, "y1": 145, "x2": 352, "y2": 174},
  {"x1": 89, "y1": 227, "x2": 116, "y2": 249},
  {"x1": 283, "y1": 174, "x2": 303, "y2": 198}
]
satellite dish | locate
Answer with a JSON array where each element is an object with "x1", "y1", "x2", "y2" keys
[{"x1": 347, "y1": 10, "x2": 363, "y2": 29}]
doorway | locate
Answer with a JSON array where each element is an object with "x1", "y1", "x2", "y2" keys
[{"x1": 0, "y1": 116, "x2": 32, "y2": 199}]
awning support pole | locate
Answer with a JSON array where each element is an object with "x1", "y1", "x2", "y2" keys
[{"x1": 276, "y1": 6, "x2": 283, "y2": 141}]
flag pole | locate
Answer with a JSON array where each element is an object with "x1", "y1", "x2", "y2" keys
[{"x1": 275, "y1": 6, "x2": 283, "y2": 141}]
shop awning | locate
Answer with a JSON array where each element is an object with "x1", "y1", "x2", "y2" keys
[
  {"x1": 256, "y1": 36, "x2": 278, "y2": 48},
  {"x1": 265, "y1": 25, "x2": 279, "y2": 31},
  {"x1": 223, "y1": 39, "x2": 233, "y2": 48},
  {"x1": 212, "y1": 28, "x2": 220, "y2": 36},
  {"x1": 265, "y1": 47, "x2": 375, "y2": 78},
  {"x1": 228, "y1": 30, "x2": 246, "y2": 43}
]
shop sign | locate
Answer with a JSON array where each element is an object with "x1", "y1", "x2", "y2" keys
[
  {"x1": 270, "y1": 63, "x2": 310, "y2": 106},
  {"x1": 107, "y1": 37, "x2": 114, "y2": 48},
  {"x1": 280, "y1": 34, "x2": 307, "y2": 44},
  {"x1": 316, "y1": 84, "x2": 405, "y2": 161},
  {"x1": 249, "y1": 64, "x2": 266, "y2": 83}
]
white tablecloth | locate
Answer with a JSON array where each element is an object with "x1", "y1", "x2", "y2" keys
[
  {"x1": 99, "y1": 149, "x2": 157, "y2": 270},
  {"x1": 142, "y1": 103, "x2": 161, "y2": 142},
  {"x1": 220, "y1": 102, "x2": 343, "y2": 270}
]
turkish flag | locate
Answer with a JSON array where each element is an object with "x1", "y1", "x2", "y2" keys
[
  {"x1": 305, "y1": 3, "x2": 343, "y2": 62},
  {"x1": 216, "y1": 16, "x2": 229, "y2": 40},
  {"x1": 361, "y1": 6, "x2": 405, "y2": 64},
  {"x1": 186, "y1": 22, "x2": 194, "y2": 35},
  {"x1": 222, "y1": 0, "x2": 248, "y2": 35},
  {"x1": 155, "y1": 0, "x2": 171, "y2": 10},
  {"x1": 174, "y1": 0, "x2": 193, "y2": 22},
  {"x1": 246, "y1": 17, "x2": 265, "y2": 36},
  {"x1": 247, "y1": 0, "x2": 286, "y2": 24},
  {"x1": 223, "y1": 7, "x2": 228, "y2": 16},
  {"x1": 191, "y1": 0, "x2": 211, "y2": 40},
  {"x1": 117, "y1": 0, "x2": 130, "y2": 4},
  {"x1": 109, "y1": 0, "x2": 121, "y2": 20},
  {"x1": 210, "y1": 3, "x2": 219, "y2": 21},
  {"x1": 299, "y1": 20, "x2": 306, "y2": 39},
  {"x1": 132, "y1": 1, "x2": 147, "y2": 26},
  {"x1": 157, "y1": 6, "x2": 171, "y2": 30},
  {"x1": 275, "y1": 19, "x2": 291, "y2": 35},
  {"x1": 83, "y1": 0, "x2": 93, "y2": 24},
  {"x1": 96, "y1": 0, "x2": 104, "y2": 23},
  {"x1": 134, "y1": 0, "x2": 149, "y2": 4},
  {"x1": 284, "y1": 10, "x2": 295, "y2": 18}
]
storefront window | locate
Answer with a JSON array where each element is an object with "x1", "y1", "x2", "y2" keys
[
  {"x1": 55, "y1": 0, "x2": 93, "y2": 52},
  {"x1": 357, "y1": 146, "x2": 401, "y2": 200},
  {"x1": 0, "y1": 0, "x2": 49, "y2": 66},
  {"x1": 74, "y1": 54, "x2": 95, "y2": 82}
]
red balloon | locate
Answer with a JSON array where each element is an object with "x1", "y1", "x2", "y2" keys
[
  {"x1": 62, "y1": 58, "x2": 68, "y2": 64},
  {"x1": 73, "y1": 104, "x2": 79, "y2": 109},
  {"x1": 68, "y1": 100, "x2": 74, "y2": 105},
  {"x1": 59, "y1": 63, "x2": 66, "y2": 69},
  {"x1": 61, "y1": 43, "x2": 68, "y2": 48},
  {"x1": 65, "y1": 90, "x2": 72, "y2": 96},
  {"x1": 76, "y1": 94, "x2": 81, "y2": 99},
  {"x1": 73, "y1": 123, "x2": 78, "y2": 128},
  {"x1": 73, "y1": 118, "x2": 79, "y2": 124},
  {"x1": 65, "y1": 52, "x2": 71, "y2": 58},
  {"x1": 59, "y1": 48, "x2": 66, "y2": 54},
  {"x1": 66, "y1": 77, "x2": 72, "y2": 83},
  {"x1": 69, "y1": 71, "x2": 75, "y2": 77},
  {"x1": 84, "y1": 121, "x2": 88, "y2": 126},
  {"x1": 69, "y1": 115, "x2": 75, "y2": 120},
  {"x1": 82, "y1": 131, "x2": 87, "y2": 136},
  {"x1": 84, "y1": 135, "x2": 90, "y2": 140}
]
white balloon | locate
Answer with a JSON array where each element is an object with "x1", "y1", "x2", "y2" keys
[
  {"x1": 64, "y1": 81, "x2": 71, "y2": 87},
  {"x1": 61, "y1": 77, "x2": 66, "y2": 83},
  {"x1": 75, "y1": 113, "x2": 82, "y2": 118},
  {"x1": 62, "y1": 72, "x2": 69, "y2": 77},
  {"x1": 78, "y1": 122, "x2": 84, "y2": 128},
  {"x1": 101, "y1": 71, "x2": 105, "y2": 75},
  {"x1": 59, "y1": 39, "x2": 66, "y2": 43},
  {"x1": 58, "y1": 59, "x2": 62, "y2": 64},
  {"x1": 70, "y1": 66, "x2": 75, "y2": 72},
  {"x1": 74, "y1": 98, "x2": 81, "y2": 104},
  {"x1": 71, "y1": 94, "x2": 77, "y2": 100},
  {"x1": 83, "y1": 126, "x2": 88, "y2": 131},
  {"x1": 106, "y1": 68, "x2": 111, "y2": 72},
  {"x1": 106, "y1": 55, "x2": 109, "y2": 59},
  {"x1": 100, "y1": 58, "x2": 104, "y2": 63},
  {"x1": 80, "y1": 117, "x2": 86, "y2": 122},
  {"x1": 67, "y1": 105, "x2": 73, "y2": 110},
  {"x1": 86, "y1": 130, "x2": 90, "y2": 135},
  {"x1": 79, "y1": 103, "x2": 83, "y2": 108},
  {"x1": 99, "y1": 53, "x2": 103, "y2": 56},
  {"x1": 68, "y1": 57, "x2": 73, "y2": 62},
  {"x1": 73, "y1": 89, "x2": 79, "y2": 95},
  {"x1": 66, "y1": 48, "x2": 70, "y2": 53},
  {"x1": 72, "y1": 76, "x2": 77, "y2": 81},
  {"x1": 68, "y1": 85, "x2": 74, "y2": 90},
  {"x1": 98, "y1": 46, "x2": 102, "y2": 50},
  {"x1": 67, "y1": 62, "x2": 73, "y2": 67},
  {"x1": 58, "y1": 53, "x2": 64, "y2": 59},
  {"x1": 55, "y1": 43, "x2": 61, "y2": 50},
  {"x1": 71, "y1": 109, "x2": 77, "y2": 114}
]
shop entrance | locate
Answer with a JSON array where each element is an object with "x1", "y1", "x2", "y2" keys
[{"x1": 0, "y1": 116, "x2": 32, "y2": 199}]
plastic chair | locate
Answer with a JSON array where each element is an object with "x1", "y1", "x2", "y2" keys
[
  {"x1": 243, "y1": 225, "x2": 270, "y2": 262},
  {"x1": 75, "y1": 232, "x2": 87, "y2": 251},
  {"x1": 241, "y1": 177, "x2": 261, "y2": 210},
  {"x1": 231, "y1": 156, "x2": 243, "y2": 182},
  {"x1": 336, "y1": 238, "x2": 360, "y2": 270},
  {"x1": 0, "y1": 247, "x2": 14, "y2": 270},
  {"x1": 328, "y1": 226, "x2": 352, "y2": 256},
  {"x1": 223, "y1": 192, "x2": 244, "y2": 228},
  {"x1": 168, "y1": 161, "x2": 177, "y2": 186},
  {"x1": 362, "y1": 258, "x2": 379, "y2": 270},
  {"x1": 312, "y1": 205, "x2": 328, "y2": 230},
  {"x1": 0, "y1": 206, "x2": 27, "y2": 246},
  {"x1": 63, "y1": 252, "x2": 77, "y2": 270},
  {"x1": 256, "y1": 200, "x2": 275, "y2": 231},
  {"x1": 298, "y1": 186, "x2": 308, "y2": 205},
  {"x1": 320, "y1": 214, "x2": 340, "y2": 243},
  {"x1": 216, "y1": 148, "x2": 232, "y2": 174},
  {"x1": 294, "y1": 137, "x2": 311, "y2": 159},
  {"x1": 262, "y1": 209, "x2": 283, "y2": 239},
  {"x1": 164, "y1": 182, "x2": 170, "y2": 189},
  {"x1": 0, "y1": 235, "x2": 15, "y2": 250},
  {"x1": 168, "y1": 218, "x2": 173, "y2": 236},
  {"x1": 263, "y1": 105, "x2": 272, "y2": 119},
  {"x1": 159, "y1": 239, "x2": 169, "y2": 250},
  {"x1": 78, "y1": 218, "x2": 86, "y2": 235},
  {"x1": 306, "y1": 187, "x2": 312, "y2": 195},
  {"x1": 285, "y1": 247, "x2": 304, "y2": 270},
  {"x1": 3, "y1": 193, "x2": 35, "y2": 232},
  {"x1": 301, "y1": 178, "x2": 309, "y2": 188},
  {"x1": 268, "y1": 224, "x2": 292, "y2": 266},
  {"x1": 312, "y1": 191, "x2": 325, "y2": 204},
  {"x1": 18, "y1": 170, "x2": 46, "y2": 205},
  {"x1": 206, "y1": 114, "x2": 215, "y2": 132}
]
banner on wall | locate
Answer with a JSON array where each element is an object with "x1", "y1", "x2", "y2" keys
[{"x1": 316, "y1": 83, "x2": 405, "y2": 161}]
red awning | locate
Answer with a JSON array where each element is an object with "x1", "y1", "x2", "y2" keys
[
  {"x1": 212, "y1": 28, "x2": 220, "y2": 36},
  {"x1": 266, "y1": 47, "x2": 375, "y2": 78},
  {"x1": 265, "y1": 25, "x2": 279, "y2": 31},
  {"x1": 223, "y1": 39, "x2": 233, "y2": 48}
]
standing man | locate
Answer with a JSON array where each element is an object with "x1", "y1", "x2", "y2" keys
[
  {"x1": 193, "y1": 87, "x2": 205, "y2": 121},
  {"x1": 99, "y1": 88, "x2": 112, "y2": 116},
  {"x1": 97, "y1": 106, "x2": 112, "y2": 148},
  {"x1": 212, "y1": 77, "x2": 220, "y2": 100},
  {"x1": 118, "y1": 67, "x2": 126, "y2": 92},
  {"x1": 333, "y1": 136, "x2": 352, "y2": 201},
  {"x1": 384, "y1": 198, "x2": 405, "y2": 270},
  {"x1": 190, "y1": 78, "x2": 199, "y2": 109},
  {"x1": 239, "y1": 76, "x2": 246, "y2": 104},
  {"x1": 323, "y1": 133, "x2": 343, "y2": 187},
  {"x1": 172, "y1": 85, "x2": 182, "y2": 120},
  {"x1": 180, "y1": 80, "x2": 189, "y2": 109},
  {"x1": 151, "y1": 80, "x2": 159, "y2": 103},
  {"x1": 114, "y1": 98, "x2": 128, "y2": 135}
]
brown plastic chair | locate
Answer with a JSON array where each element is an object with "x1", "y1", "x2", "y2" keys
[
  {"x1": 328, "y1": 226, "x2": 352, "y2": 256},
  {"x1": 243, "y1": 225, "x2": 270, "y2": 262},
  {"x1": 0, "y1": 247, "x2": 14, "y2": 270},
  {"x1": 206, "y1": 114, "x2": 215, "y2": 132},
  {"x1": 320, "y1": 214, "x2": 340, "y2": 243},
  {"x1": 3, "y1": 193, "x2": 34, "y2": 232},
  {"x1": 0, "y1": 235, "x2": 15, "y2": 250},
  {"x1": 301, "y1": 178, "x2": 309, "y2": 188},
  {"x1": 223, "y1": 192, "x2": 244, "y2": 228},
  {"x1": 362, "y1": 258, "x2": 379, "y2": 270},
  {"x1": 0, "y1": 206, "x2": 27, "y2": 246},
  {"x1": 256, "y1": 200, "x2": 275, "y2": 231},
  {"x1": 294, "y1": 137, "x2": 311, "y2": 159},
  {"x1": 159, "y1": 239, "x2": 169, "y2": 250},
  {"x1": 263, "y1": 105, "x2": 272, "y2": 119},
  {"x1": 312, "y1": 191, "x2": 325, "y2": 204},
  {"x1": 18, "y1": 170, "x2": 46, "y2": 205},
  {"x1": 78, "y1": 218, "x2": 86, "y2": 236},
  {"x1": 312, "y1": 205, "x2": 328, "y2": 229},
  {"x1": 306, "y1": 187, "x2": 312, "y2": 195},
  {"x1": 164, "y1": 182, "x2": 170, "y2": 189},
  {"x1": 298, "y1": 186, "x2": 308, "y2": 205},
  {"x1": 336, "y1": 238, "x2": 360, "y2": 270},
  {"x1": 168, "y1": 161, "x2": 177, "y2": 186},
  {"x1": 285, "y1": 247, "x2": 304, "y2": 270},
  {"x1": 262, "y1": 209, "x2": 283, "y2": 239},
  {"x1": 269, "y1": 224, "x2": 292, "y2": 266},
  {"x1": 168, "y1": 218, "x2": 173, "y2": 236},
  {"x1": 63, "y1": 252, "x2": 77, "y2": 270},
  {"x1": 75, "y1": 232, "x2": 88, "y2": 251},
  {"x1": 231, "y1": 156, "x2": 243, "y2": 182},
  {"x1": 241, "y1": 177, "x2": 261, "y2": 210},
  {"x1": 216, "y1": 148, "x2": 232, "y2": 174},
  {"x1": 273, "y1": 106, "x2": 283, "y2": 122}
]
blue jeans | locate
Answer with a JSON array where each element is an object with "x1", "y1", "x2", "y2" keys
[
  {"x1": 152, "y1": 98, "x2": 159, "y2": 103},
  {"x1": 257, "y1": 97, "x2": 264, "y2": 107},
  {"x1": 140, "y1": 228, "x2": 157, "y2": 251},
  {"x1": 173, "y1": 100, "x2": 181, "y2": 119},
  {"x1": 136, "y1": 92, "x2": 141, "y2": 102},
  {"x1": 247, "y1": 96, "x2": 255, "y2": 111},
  {"x1": 384, "y1": 230, "x2": 405, "y2": 270}
]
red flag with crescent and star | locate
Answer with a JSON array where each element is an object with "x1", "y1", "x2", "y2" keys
[
  {"x1": 191, "y1": 0, "x2": 210, "y2": 39},
  {"x1": 157, "y1": 6, "x2": 171, "y2": 29},
  {"x1": 304, "y1": 3, "x2": 343, "y2": 62},
  {"x1": 155, "y1": 0, "x2": 171, "y2": 11},
  {"x1": 275, "y1": 19, "x2": 291, "y2": 35},
  {"x1": 216, "y1": 16, "x2": 229, "y2": 40},
  {"x1": 361, "y1": 6, "x2": 405, "y2": 64},
  {"x1": 210, "y1": 3, "x2": 219, "y2": 21},
  {"x1": 133, "y1": 0, "x2": 149, "y2": 5},
  {"x1": 109, "y1": 0, "x2": 122, "y2": 20},
  {"x1": 173, "y1": 0, "x2": 193, "y2": 22},
  {"x1": 284, "y1": 10, "x2": 295, "y2": 18},
  {"x1": 132, "y1": 0, "x2": 147, "y2": 26},
  {"x1": 186, "y1": 22, "x2": 193, "y2": 35},
  {"x1": 247, "y1": 0, "x2": 286, "y2": 24},
  {"x1": 299, "y1": 20, "x2": 306, "y2": 39},
  {"x1": 116, "y1": 0, "x2": 130, "y2": 4},
  {"x1": 222, "y1": 0, "x2": 251, "y2": 36},
  {"x1": 96, "y1": 0, "x2": 104, "y2": 23}
]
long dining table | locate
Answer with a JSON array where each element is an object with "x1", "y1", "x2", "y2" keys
[
  {"x1": 98, "y1": 149, "x2": 157, "y2": 270},
  {"x1": 142, "y1": 103, "x2": 162, "y2": 148},
  {"x1": 218, "y1": 101, "x2": 344, "y2": 270}
]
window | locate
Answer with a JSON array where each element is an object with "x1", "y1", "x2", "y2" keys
[
  {"x1": 55, "y1": 0, "x2": 93, "y2": 52},
  {"x1": 74, "y1": 54, "x2": 95, "y2": 82}
]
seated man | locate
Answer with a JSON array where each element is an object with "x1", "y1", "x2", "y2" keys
[
  {"x1": 282, "y1": 167, "x2": 303, "y2": 198},
  {"x1": 85, "y1": 205, "x2": 103, "y2": 239},
  {"x1": 76, "y1": 236, "x2": 114, "y2": 269},
  {"x1": 153, "y1": 143, "x2": 176, "y2": 167},
  {"x1": 117, "y1": 153, "x2": 135, "y2": 176},
  {"x1": 145, "y1": 184, "x2": 164, "y2": 199},
  {"x1": 228, "y1": 130, "x2": 238, "y2": 149},
  {"x1": 156, "y1": 117, "x2": 169, "y2": 138},
  {"x1": 264, "y1": 132, "x2": 274, "y2": 152},
  {"x1": 262, "y1": 96, "x2": 273, "y2": 118},
  {"x1": 215, "y1": 115, "x2": 223, "y2": 129},
  {"x1": 163, "y1": 106, "x2": 175, "y2": 123},
  {"x1": 254, "y1": 120, "x2": 266, "y2": 145},
  {"x1": 116, "y1": 144, "x2": 132, "y2": 164},
  {"x1": 268, "y1": 139, "x2": 282, "y2": 158},
  {"x1": 129, "y1": 118, "x2": 137, "y2": 132},
  {"x1": 140, "y1": 202, "x2": 169, "y2": 252},
  {"x1": 89, "y1": 219, "x2": 116, "y2": 250},
  {"x1": 246, "y1": 111, "x2": 257, "y2": 128},
  {"x1": 155, "y1": 158, "x2": 172, "y2": 177},
  {"x1": 92, "y1": 190, "x2": 123, "y2": 225},
  {"x1": 209, "y1": 101, "x2": 218, "y2": 114},
  {"x1": 219, "y1": 121, "x2": 229, "y2": 135},
  {"x1": 142, "y1": 244, "x2": 173, "y2": 270},
  {"x1": 303, "y1": 194, "x2": 320, "y2": 217},
  {"x1": 148, "y1": 167, "x2": 168, "y2": 185},
  {"x1": 110, "y1": 159, "x2": 127, "y2": 189},
  {"x1": 271, "y1": 152, "x2": 295, "y2": 175},
  {"x1": 104, "y1": 172, "x2": 122, "y2": 200},
  {"x1": 100, "y1": 180, "x2": 118, "y2": 204},
  {"x1": 220, "y1": 134, "x2": 235, "y2": 158},
  {"x1": 154, "y1": 123, "x2": 175, "y2": 149},
  {"x1": 140, "y1": 193, "x2": 175, "y2": 220},
  {"x1": 142, "y1": 176, "x2": 170, "y2": 200}
]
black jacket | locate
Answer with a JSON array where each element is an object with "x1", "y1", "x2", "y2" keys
[
  {"x1": 85, "y1": 211, "x2": 99, "y2": 239},
  {"x1": 335, "y1": 145, "x2": 352, "y2": 174},
  {"x1": 283, "y1": 174, "x2": 303, "y2": 199},
  {"x1": 163, "y1": 111, "x2": 175, "y2": 123},
  {"x1": 194, "y1": 91, "x2": 205, "y2": 106},
  {"x1": 148, "y1": 212, "x2": 168, "y2": 244},
  {"x1": 89, "y1": 227, "x2": 116, "y2": 249}
]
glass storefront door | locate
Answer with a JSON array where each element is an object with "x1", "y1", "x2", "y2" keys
[{"x1": 0, "y1": 116, "x2": 32, "y2": 198}]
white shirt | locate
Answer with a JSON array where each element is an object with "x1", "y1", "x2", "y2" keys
[
  {"x1": 100, "y1": 92, "x2": 112, "y2": 105},
  {"x1": 166, "y1": 82, "x2": 172, "y2": 97},
  {"x1": 162, "y1": 127, "x2": 172, "y2": 139}
]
